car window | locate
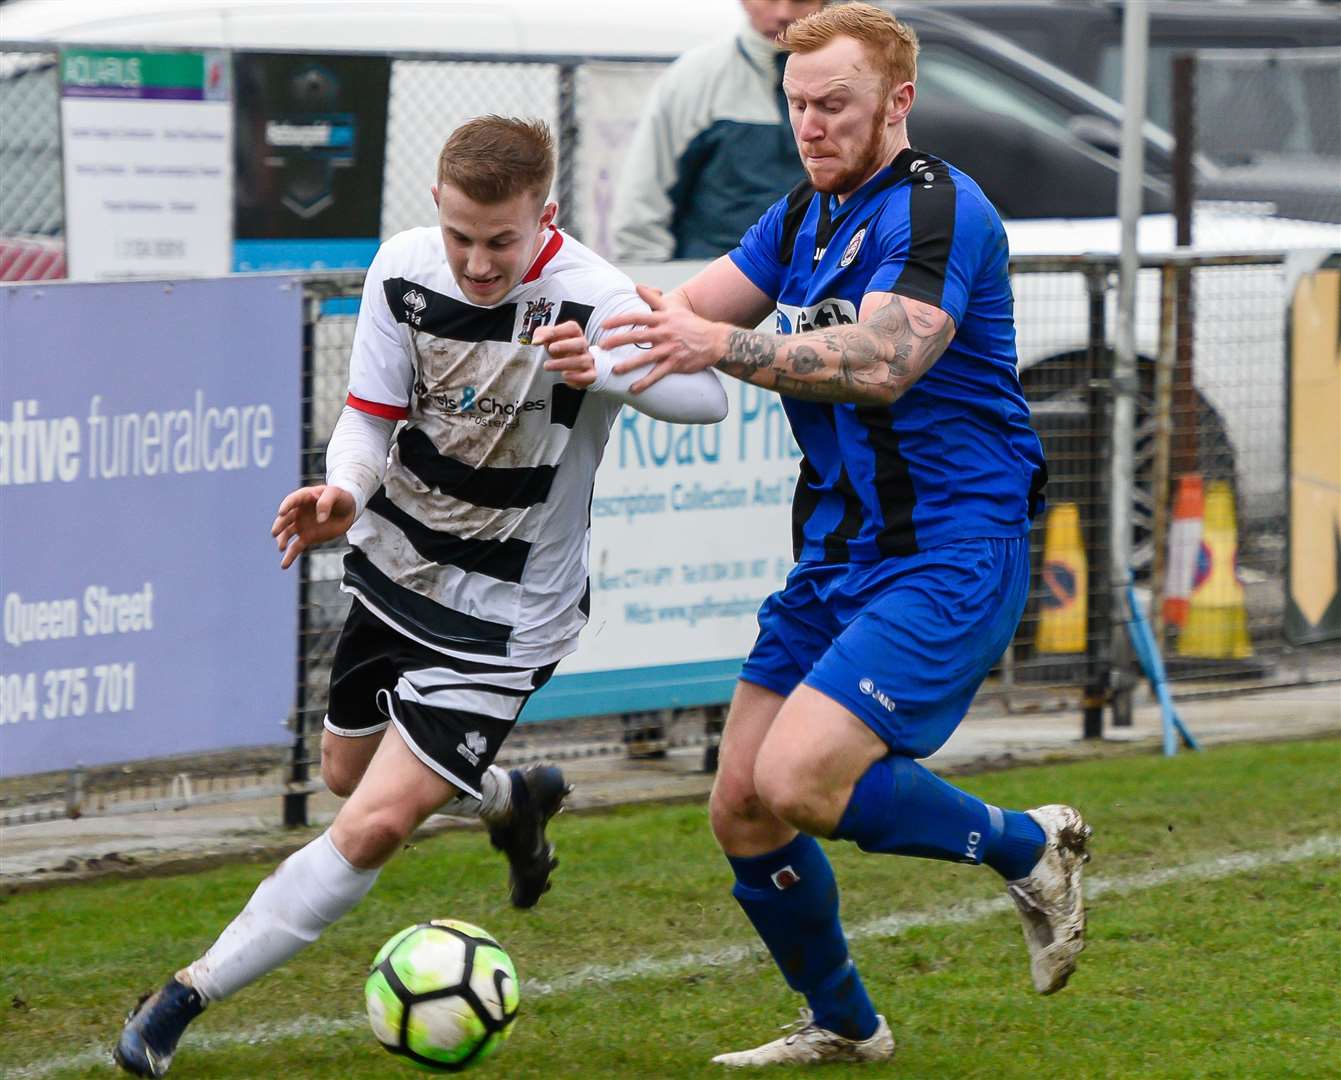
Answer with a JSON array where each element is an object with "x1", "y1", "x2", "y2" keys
[
  {"x1": 1098, "y1": 43, "x2": 1189, "y2": 130},
  {"x1": 917, "y1": 43, "x2": 1079, "y2": 143}
]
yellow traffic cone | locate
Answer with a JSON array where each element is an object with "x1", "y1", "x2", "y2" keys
[
  {"x1": 1177, "y1": 480, "x2": 1253, "y2": 659},
  {"x1": 1036, "y1": 502, "x2": 1087, "y2": 653}
]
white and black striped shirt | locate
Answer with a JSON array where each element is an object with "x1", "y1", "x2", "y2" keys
[{"x1": 337, "y1": 225, "x2": 724, "y2": 666}]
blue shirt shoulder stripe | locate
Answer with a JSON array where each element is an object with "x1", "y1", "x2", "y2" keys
[{"x1": 727, "y1": 147, "x2": 1047, "y2": 562}]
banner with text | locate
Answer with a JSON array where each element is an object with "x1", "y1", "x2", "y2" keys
[
  {"x1": 61, "y1": 49, "x2": 233, "y2": 280},
  {"x1": 232, "y1": 53, "x2": 390, "y2": 273},
  {"x1": 0, "y1": 276, "x2": 303, "y2": 776},
  {"x1": 527, "y1": 380, "x2": 801, "y2": 721}
]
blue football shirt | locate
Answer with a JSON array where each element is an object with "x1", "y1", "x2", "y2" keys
[{"x1": 729, "y1": 147, "x2": 1047, "y2": 562}]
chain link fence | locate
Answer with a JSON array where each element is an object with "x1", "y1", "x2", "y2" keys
[
  {"x1": 3, "y1": 35, "x2": 1336, "y2": 821},
  {"x1": 0, "y1": 49, "x2": 65, "y2": 280},
  {"x1": 1004, "y1": 254, "x2": 1315, "y2": 722},
  {"x1": 2, "y1": 249, "x2": 1329, "y2": 825},
  {"x1": 280, "y1": 261, "x2": 1322, "y2": 736},
  {"x1": 1176, "y1": 46, "x2": 1341, "y2": 248},
  {"x1": 0, "y1": 43, "x2": 664, "y2": 274},
  {"x1": 380, "y1": 60, "x2": 563, "y2": 241}
]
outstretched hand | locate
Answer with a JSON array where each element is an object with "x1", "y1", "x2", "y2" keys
[
  {"x1": 534, "y1": 319, "x2": 599, "y2": 389},
  {"x1": 271, "y1": 485, "x2": 357, "y2": 570},
  {"x1": 600, "y1": 284, "x2": 728, "y2": 392}
]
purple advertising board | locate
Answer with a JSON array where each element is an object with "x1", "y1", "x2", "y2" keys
[{"x1": 0, "y1": 276, "x2": 302, "y2": 777}]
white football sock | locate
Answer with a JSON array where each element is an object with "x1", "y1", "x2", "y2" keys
[
  {"x1": 438, "y1": 765, "x2": 512, "y2": 822},
  {"x1": 182, "y1": 830, "x2": 379, "y2": 1002}
]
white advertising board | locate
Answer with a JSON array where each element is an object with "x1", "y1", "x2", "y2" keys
[
  {"x1": 60, "y1": 49, "x2": 232, "y2": 280},
  {"x1": 572, "y1": 382, "x2": 800, "y2": 674}
]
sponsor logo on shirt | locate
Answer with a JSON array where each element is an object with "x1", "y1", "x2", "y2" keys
[
  {"x1": 432, "y1": 384, "x2": 548, "y2": 424},
  {"x1": 775, "y1": 297, "x2": 858, "y2": 335}
]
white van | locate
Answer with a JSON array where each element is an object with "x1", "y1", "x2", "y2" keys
[{"x1": 0, "y1": 0, "x2": 726, "y2": 56}]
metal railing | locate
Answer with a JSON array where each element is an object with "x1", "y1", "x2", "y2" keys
[
  {"x1": 3, "y1": 31, "x2": 1336, "y2": 822},
  {"x1": 4, "y1": 248, "x2": 1334, "y2": 826}
]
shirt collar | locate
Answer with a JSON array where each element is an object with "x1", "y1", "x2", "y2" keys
[
  {"x1": 520, "y1": 225, "x2": 563, "y2": 285},
  {"x1": 832, "y1": 150, "x2": 930, "y2": 215}
]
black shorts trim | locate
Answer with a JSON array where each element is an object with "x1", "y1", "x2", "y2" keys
[{"x1": 325, "y1": 600, "x2": 556, "y2": 795}]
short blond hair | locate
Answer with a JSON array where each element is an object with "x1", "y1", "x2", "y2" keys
[
  {"x1": 779, "y1": 2, "x2": 920, "y2": 95},
  {"x1": 436, "y1": 116, "x2": 554, "y2": 204}
]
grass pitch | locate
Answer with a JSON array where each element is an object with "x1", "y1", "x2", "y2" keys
[{"x1": 3, "y1": 738, "x2": 1338, "y2": 1079}]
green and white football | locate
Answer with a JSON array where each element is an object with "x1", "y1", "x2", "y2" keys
[{"x1": 365, "y1": 919, "x2": 520, "y2": 1072}]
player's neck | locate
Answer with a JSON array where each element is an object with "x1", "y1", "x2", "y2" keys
[
  {"x1": 527, "y1": 226, "x2": 552, "y2": 268},
  {"x1": 835, "y1": 133, "x2": 911, "y2": 205}
]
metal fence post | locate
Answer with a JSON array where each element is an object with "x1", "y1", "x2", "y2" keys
[
  {"x1": 284, "y1": 291, "x2": 320, "y2": 828},
  {"x1": 1150, "y1": 264, "x2": 1178, "y2": 643},
  {"x1": 1171, "y1": 53, "x2": 1200, "y2": 479},
  {"x1": 1107, "y1": 0, "x2": 1148, "y2": 730},
  {"x1": 64, "y1": 763, "x2": 85, "y2": 819},
  {"x1": 557, "y1": 62, "x2": 580, "y2": 242},
  {"x1": 1082, "y1": 267, "x2": 1110, "y2": 739}
]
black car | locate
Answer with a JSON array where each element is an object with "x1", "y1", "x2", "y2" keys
[
  {"x1": 874, "y1": 3, "x2": 1182, "y2": 218},
  {"x1": 925, "y1": 0, "x2": 1341, "y2": 221}
]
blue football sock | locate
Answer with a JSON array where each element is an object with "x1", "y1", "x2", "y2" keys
[
  {"x1": 833, "y1": 755, "x2": 991, "y2": 863},
  {"x1": 833, "y1": 756, "x2": 1044, "y2": 879},
  {"x1": 728, "y1": 833, "x2": 879, "y2": 1041},
  {"x1": 982, "y1": 809, "x2": 1046, "y2": 881}
]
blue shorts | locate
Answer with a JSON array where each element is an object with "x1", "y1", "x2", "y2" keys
[{"x1": 739, "y1": 537, "x2": 1030, "y2": 758}]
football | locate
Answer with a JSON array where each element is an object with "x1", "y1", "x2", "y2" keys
[{"x1": 365, "y1": 919, "x2": 520, "y2": 1072}]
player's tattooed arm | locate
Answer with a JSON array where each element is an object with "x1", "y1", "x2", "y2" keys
[{"x1": 716, "y1": 294, "x2": 955, "y2": 405}]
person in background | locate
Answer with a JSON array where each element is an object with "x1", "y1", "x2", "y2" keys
[{"x1": 612, "y1": 0, "x2": 823, "y2": 261}]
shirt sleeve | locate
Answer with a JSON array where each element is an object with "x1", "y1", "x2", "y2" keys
[
  {"x1": 347, "y1": 240, "x2": 413, "y2": 420},
  {"x1": 584, "y1": 286, "x2": 728, "y2": 424},
  {"x1": 590, "y1": 347, "x2": 728, "y2": 424},
  {"x1": 325, "y1": 405, "x2": 395, "y2": 521},
  {"x1": 865, "y1": 174, "x2": 976, "y2": 326},
  {"x1": 727, "y1": 195, "x2": 788, "y2": 302}
]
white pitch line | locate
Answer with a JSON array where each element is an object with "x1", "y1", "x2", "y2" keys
[{"x1": 9, "y1": 834, "x2": 1338, "y2": 1080}]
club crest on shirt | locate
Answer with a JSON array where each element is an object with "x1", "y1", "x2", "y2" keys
[
  {"x1": 518, "y1": 297, "x2": 554, "y2": 344},
  {"x1": 839, "y1": 227, "x2": 866, "y2": 268}
]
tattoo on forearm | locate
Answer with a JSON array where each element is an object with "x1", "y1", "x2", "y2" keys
[
  {"x1": 723, "y1": 329, "x2": 779, "y2": 375},
  {"x1": 790, "y1": 345, "x2": 823, "y2": 374},
  {"x1": 715, "y1": 299, "x2": 953, "y2": 405}
]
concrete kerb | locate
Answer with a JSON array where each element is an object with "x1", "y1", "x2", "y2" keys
[{"x1": 2, "y1": 682, "x2": 1337, "y2": 894}]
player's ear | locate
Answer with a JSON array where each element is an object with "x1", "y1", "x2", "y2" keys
[
  {"x1": 539, "y1": 200, "x2": 558, "y2": 231},
  {"x1": 431, "y1": 184, "x2": 441, "y2": 209},
  {"x1": 890, "y1": 80, "x2": 915, "y2": 126}
]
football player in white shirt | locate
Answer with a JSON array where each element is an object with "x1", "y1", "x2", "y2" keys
[{"x1": 115, "y1": 116, "x2": 726, "y2": 1078}]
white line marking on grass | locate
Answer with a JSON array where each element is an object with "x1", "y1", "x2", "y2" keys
[
  {"x1": 10, "y1": 834, "x2": 1338, "y2": 1080},
  {"x1": 529, "y1": 833, "x2": 1341, "y2": 993}
]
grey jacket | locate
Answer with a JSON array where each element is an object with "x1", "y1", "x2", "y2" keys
[{"x1": 612, "y1": 26, "x2": 806, "y2": 261}]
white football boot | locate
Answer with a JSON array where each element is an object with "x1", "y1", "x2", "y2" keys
[
  {"x1": 1006, "y1": 803, "x2": 1092, "y2": 994},
  {"x1": 711, "y1": 1009, "x2": 895, "y2": 1068}
]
